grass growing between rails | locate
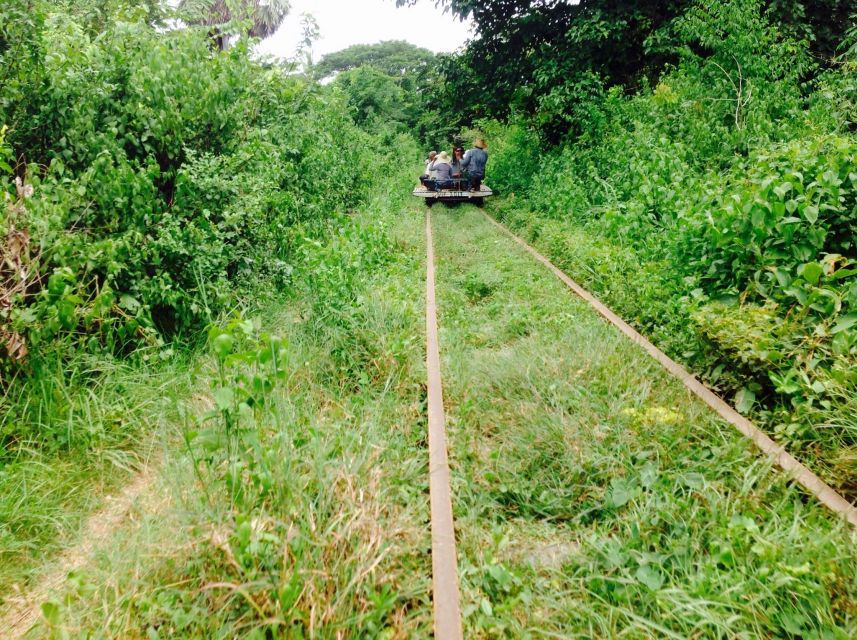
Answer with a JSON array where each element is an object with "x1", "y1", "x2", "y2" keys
[
  {"x1": 432, "y1": 207, "x2": 856, "y2": 638},
  {"x1": 486, "y1": 196, "x2": 857, "y2": 500},
  {"x1": 17, "y1": 186, "x2": 437, "y2": 638}
]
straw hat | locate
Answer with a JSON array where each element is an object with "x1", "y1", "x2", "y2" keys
[
  {"x1": 435, "y1": 151, "x2": 451, "y2": 164},
  {"x1": 473, "y1": 138, "x2": 486, "y2": 149}
]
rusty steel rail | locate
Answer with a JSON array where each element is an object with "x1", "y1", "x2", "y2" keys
[
  {"x1": 481, "y1": 211, "x2": 857, "y2": 531},
  {"x1": 425, "y1": 211, "x2": 464, "y2": 639}
]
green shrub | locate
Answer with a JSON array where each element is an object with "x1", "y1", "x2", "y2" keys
[
  {"x1": 480, "y1": 0, "x2": 857, "y2": 485},
  {"x1": 0, "y1": 7, "x2": 378, "y2": 370},
  {"x1": 0, "y1": 3, "x2": 408, "y2": 455}
]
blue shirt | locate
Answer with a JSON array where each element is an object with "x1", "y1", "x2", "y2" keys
[{"x1": 462, "y1": 148, "x2": 488, "y2": 177}]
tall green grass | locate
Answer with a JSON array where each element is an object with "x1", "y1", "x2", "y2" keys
[
  {"x1": 433, "y1": 207, "x2": 856, "y2": 638},
  {"x1": 0, "y1": 351, "x2": 192, "y2": 594},
  {"x1": 15, "y1": 164, "x2": 439, "y2": 638}
]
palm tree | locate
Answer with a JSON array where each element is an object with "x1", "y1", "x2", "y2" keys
[{"x1": 179, "y1": 0, "x2": 291, "y2": 48}]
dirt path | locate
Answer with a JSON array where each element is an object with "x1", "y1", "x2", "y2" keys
[{"x1": 1, "y1": 468, "x2": 156, "y2": 638}]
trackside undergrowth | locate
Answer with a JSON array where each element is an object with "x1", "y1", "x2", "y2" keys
[
  {"x1": 0, "y1": 353, "x2": 193, "y2": 595},
  {"x1": 11, "y1": 176, "x2": 438, "y2": 639}
]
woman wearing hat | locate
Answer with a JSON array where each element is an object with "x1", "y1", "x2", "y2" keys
[
  {"x1": 461, "y1": 139, "x2": 488, "y2": 191},
  {"x1": 431, "y1": 151, "x2": 454, "y2": 188}
]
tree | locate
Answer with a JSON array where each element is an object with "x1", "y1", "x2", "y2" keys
[
  {"x1": 398, "y1": 1, "x2": 690, "y2": 140},
  {"x1": 397, "y1": 0, "x2": 856, "y2": 141},
  {"x1": 321, "y1": 42, "x2": 443, "y2": 142},
  {"x1": 314, "y1": 41, "x2": 436, "y2": 82},
  {"x1": 178, "y1": 0, "x2": 291, "y2": 49},
  {"x1": 333, "y1": 66, "x2": 411, "y2": 130}
]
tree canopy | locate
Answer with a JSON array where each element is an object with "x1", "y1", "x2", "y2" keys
[
  {"x1": 178, "y1": 0, "x2": 291, "y2": 48},
  {"x1": 314, "y1": 40, "x2": 437, "y2": 80},
  {"x1": 399, "y1": 0, "x2": 857, "y2": 141},
  {"x1": 321, "y1": 41, "x2": 446, "y2": 142}
]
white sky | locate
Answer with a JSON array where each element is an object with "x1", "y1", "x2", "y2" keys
[{"x1": 255, "y1": 0, "x2": 473, "y2": 62}]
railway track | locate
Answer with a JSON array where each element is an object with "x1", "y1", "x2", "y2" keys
[
  {"x1": 424, "y1": 211, "x2": 464, "y2": 640},
  {"x1": 423, "y1": 207, "x2": 856, "y2": 638},
  {"x1": 4, "y1": 204, "x2": 852, "y2": 638}
]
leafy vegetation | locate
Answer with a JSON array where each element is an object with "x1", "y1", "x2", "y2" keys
[
  {"x1": 178, "y1": 0, "x2": 292, "y2": 45},
  {"x1": 19, "y1": 165, "x2": 437, "y2": 638},
  {"x1": 1, "y1": 0, "x2": 375, "y2": 445},
  {"x1": 2, "y1": 0, "x2": 856, "y2": 636},
  {"x1": 474, "y1": 0, "x2": 857, "y2": 489},
  {"x1": 316, "y1": 41, "x2": 447, "y2": 143},
  {"x1": 314, "y1": 40, "x2": 436, "y2": 80},
  {"x1": 400, "y1": 0, "x2": 854, "y2": 141},
  {"x1": 0, "y1": 0, "x2": 406, "y2": 598}
]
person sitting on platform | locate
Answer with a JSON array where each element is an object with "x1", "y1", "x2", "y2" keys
[
  {"x1": 451, "y1": 147, "x2": 465, "y2": 186},
  {"x1": 424, "y1": 151, "x2": 437, "y2": 177},
  {"x1": 429, "y1": 151, "x2": 453, "y2": 190},
  {"x1": 419, "y1": 151, "x2": 438, "y2": 188},
  {"x1": 461, "y1": 138, "x2": 488, "y2": 191}
]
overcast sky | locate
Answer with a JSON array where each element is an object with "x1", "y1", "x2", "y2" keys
[{"x1": 255, "y1": 0, "x2": 474, "y2": 62}]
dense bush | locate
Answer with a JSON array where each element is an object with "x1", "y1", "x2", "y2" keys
[
  {"x1": 0, "y1": 1, "x2": 417, "y2": 461},
  {"x1": 482, "y1": 0, "x2": 857, "y2": 488},
  {"x1": 0, "y1": 2, "x2": 375, "y2": 378}
]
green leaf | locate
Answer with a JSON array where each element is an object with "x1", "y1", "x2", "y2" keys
[
  {"x1": 279, "y1": 572, "x2": 303, "y2": 614},
  {"x1": 41, "y1": 600, "x2": 61, "y2": 626},
  {"x1": 635, "y1": 565, "x2": 665, "y2": 590},
  {"x1": 779, "y1": 611, "x2": 807, "y2": 635},
  {"x1": 773, "y1": 182, "x2": 792, "y2": 199},
  {"x1": 48, "y1": 272, "x2": 68, "y2": 297},
  {"x1": 799, "y1": 262, "x2": 823, "y2": 285},
  {"x1": 607, "y1": 477, "x2": 638, "y2": 508},
  {"x1": 735, "y1": 387, "x2": 755, "y2": 414},
  {"x1": 213, "y1": 386, "x2": 234, "y2": 411},
  {"x1": 640, "y1": 462, "x2": 658, "y2": 489},
  {"x1": 771, "y1": 268, "x2": 791, "y2": 287},
  {"x1": 784, "y1": 286, "x2": 809, "y2": 305},
  {"x1": 831, "y1": 313, "x2": 857, "y2": 334},
  {"x1": 803, "y1": 204, "x2": 818, "y2": 224},
  {"x1": 480, "y1": 598, "x2": 493, "y2": 616},
  {"x1": 830, "y1": 268, "x2": 857, "y2": 281},
  {"x1": 681, "y1": 472, "x2": 706, "y2": 490},
  {"x1": 211, "y1": 333, "x2": 235, "y2": 359},
  {"x1": 119, "y1": 294, "x2": 141, "y2": 312}
]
